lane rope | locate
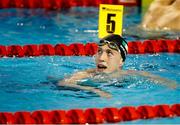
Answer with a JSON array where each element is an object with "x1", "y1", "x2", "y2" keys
[
  {"x1": 0, "y1": 40, "x2": 180, "y2": 57},
  {"x1": 0, "y1": 0, "x2": 138, "y2": 10},
  {"x1": 0, "y1": 104, "x2": 179, "y2": 124}
]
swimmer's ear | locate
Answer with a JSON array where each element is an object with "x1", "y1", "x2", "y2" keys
[
  {"x1": 119, "y1": 61, "x2": 124, "y2": 68},
  {"x1": 119, "y1": 57, "x2": 123, "y2": 63},
  {"x1": 120, "y1": 62, "x2": 124, "y2": 66}
]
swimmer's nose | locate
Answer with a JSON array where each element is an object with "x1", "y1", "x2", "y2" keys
[{"x1": 99, "y1": 52, "x2": 107, "y2": 62}]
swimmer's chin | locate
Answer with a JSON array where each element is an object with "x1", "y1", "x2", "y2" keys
[{"x1": 96, "y1": 67, "x2": 113, "y2": 74}]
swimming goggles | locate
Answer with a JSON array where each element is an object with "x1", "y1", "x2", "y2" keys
[{"x1": 98, "y1": 39, "x2": 120, "y2": 53}]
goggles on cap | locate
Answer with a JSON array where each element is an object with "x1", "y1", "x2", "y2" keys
[{"x1": 98, "y1": 40, "x2": 121, "y2": 53}]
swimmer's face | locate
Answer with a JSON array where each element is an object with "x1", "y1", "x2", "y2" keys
[{"x1": 95, "y1": 44, "x2": 123, "y2": 73}]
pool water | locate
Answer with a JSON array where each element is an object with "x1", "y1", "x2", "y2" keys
[{"x1": 0, "y1": 7, "x2": 180, "y2": 124}]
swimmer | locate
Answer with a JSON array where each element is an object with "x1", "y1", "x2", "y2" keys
[
  {"x1": 141, "y1": 0, "x2": 180, "y2": 31},
  {"x1": 58, "y1": 34, "x2": 177, "y2": 98}
]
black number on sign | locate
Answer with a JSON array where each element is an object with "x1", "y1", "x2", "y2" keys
[{"x1": 106, "y1": 14, "x2": 116, "y2": 33}]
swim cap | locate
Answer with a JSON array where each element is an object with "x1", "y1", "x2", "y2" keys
[{"x1": 99, "y1": 34, "x2": 128, "y2": 62}]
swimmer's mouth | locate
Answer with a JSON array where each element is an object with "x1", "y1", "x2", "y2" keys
[{"x1": 97, "y1": 64, "x2": 107, "y2": 69}]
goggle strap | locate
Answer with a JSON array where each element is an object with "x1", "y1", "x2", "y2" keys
[{"x1": 120, "y1": 45, "x2": 127, "y2": 55}]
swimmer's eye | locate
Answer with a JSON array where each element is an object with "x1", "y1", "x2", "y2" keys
[
  {"x1": 107, "y1": 50, "x2": 113, "y2": 56},
  {"x1": 98, "y1": 49, "x2": 102, "y2": 54}
]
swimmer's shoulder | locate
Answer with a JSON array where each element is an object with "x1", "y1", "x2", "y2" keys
[
  {"x1": 120, "y1": 70, "x2": 153, "y2": 77},
  {"x1": 114, "y1": 70, "x2": 138, "y2": 76}
]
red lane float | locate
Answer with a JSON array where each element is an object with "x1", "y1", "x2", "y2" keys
[
  {"x1": 0, "y1": 0, "x2": 139, "y2": 9},
  {"x1": 137, "y1": 105, "x2": 156, "y2": 119},
  {"x1": 0, "y1": 45, "x2": 6, "y2": 57},
  {"x1": 39, "y1": 44, "x2": 55, "y2": 56},
  {"x1": 0, "y1": 40, "x2": 179, "y2": 58},
  {"x1": 14, "y1": 112, "x2": 35, "y2": 124},
  {"x1": 102, "y1": 107, "x2": 121, "y2": 123},
  {"x1": 23, "y1": 44, "x2": 39, "y2": 56},
  {"x1": 7, "y1": 45, "x2": 24, "y2": 57},
  {"x1": 50, "y1": 110, "x2": 68, "y2": 124},
  {"x1": 0, "y1": 104, "x2": 180, "y2": 124},
  {"x1": 85, "y1": 108, "x2": 104, "y2": 124}
]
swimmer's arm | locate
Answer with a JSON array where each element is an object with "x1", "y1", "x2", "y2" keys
[
  {"x1": 58, "y1": 70, "x2": 111, "y2": 98},
  {"x1": 58, "y1": 69, "x2": 96, "y2": 85},
  {"x1": 131, "y1": 71, "x2": 177, "y2": 88},
  {"x1": 58, "y1": 71, "x2": 89, "y2": 85},
  {"x1": 59, "y1": 83, "x2": 111, "y2": 98}
]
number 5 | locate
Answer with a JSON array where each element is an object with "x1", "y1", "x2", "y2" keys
[{"x1": 106, "y1": 14, "x2": 116, "y2": 33}]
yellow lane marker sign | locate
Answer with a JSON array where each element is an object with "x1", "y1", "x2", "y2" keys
[{"x1": 98, "y1": 4, "x2": 124, "y2": 38}]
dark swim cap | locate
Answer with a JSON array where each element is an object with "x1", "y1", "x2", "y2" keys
[{"x1": 99, "y1": 34, "x2": 128, "y2": 62}]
